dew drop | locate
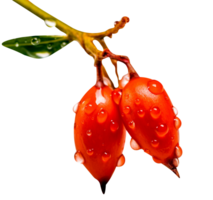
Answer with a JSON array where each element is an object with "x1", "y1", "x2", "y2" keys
[
  {"x1": 74, "y1": 151, "x2": 84, "y2": 164},
  {"x1": 15, "y1": 42, "x2": 19, "y2": 47},
  {"x1": 174, "y1": 117, "x2": 182, "y2": 130},
  {"x1": 86, "y1": 130, "x2": 92, "y2": 136},
  {"x1": 155, "y1": 124, "x2": 169, "y2": 137},
  {"x1": 31, "y1": 37, "x2": 40, "y2": 46},
  {"x1": 125, "y1": 94, "x2": 129, "y2": 99},
  {"x1": 110, "y1": 121, "x2": 119, "y2": 132},
  {"x1": 173, "y1": 158, "x2": 179, "y2": 167},
  {"x1": 142, "y1": 149, "x2": 150, "y2": 157},
  {"x1": 74, "y1": 123, "x2": 77, "y2": 129},
  {"x1": 61, "y1": 42, "x2": 67, "y2": 48},
  {"x1": 130, "y1": 138, "x2": 140, "y2": 150},
  {"x1": 73, "y1": 103, "x2": 79, "y2": 113},
  {"x1": 117, "y1": 154, "x2": 125, "y2": 167},
  {"x1": 151, "y1": 139, "x2": 159, "y2": 148},
  {"x1": 137, "y1": 109, "x2": 145, "y2": 118},
  {"x1": 95, "y1": 89, "x2": 106, "y2": 105},
  {"x1": 84, "y1": 103, "x2": 95, "y2": 115},
  {"x1": 175, "y1": 145, "x2": 183, "y2": 158},
  {"x1": 45, "y1": 18, "x2": 56, "y2": 28},
  {"x1": 123, "y1": 106, "x2": 131, "y2": 114},
  {"x1": 47, "y1": 44, "x2": 53, "y2": 50},
  {"x1": 135, "y1": 98, "x2": 141, "y2": 105},
  {"x1": 150, "y1": 107, "x2": 161, "y2": 119},
  {"x1": 87, "y1": 149, "x2": 94, "y2": 156},
  {"x1": 173, "y1": 106, "x2": 178, "y2": 116},
  {"x1": 97, "y1": 109, "x2": 108, "y2": 123},
  {"x1": 152, "y1": 157, "x2": 161, "y2": 164},
  {"x1": 119, "y1": 74, "x2": 130, "y2": 89},
  {"x1": 112, "y1": 89, "x2": 122, "y2": 105},
  {"x1": 102, "y1": 152, "x2": 111, "y2": 162},
  {"x1": 148, "y1": 80, "x2": 164, "y2": 95},
  {"x1": 128, "y1": 121, "x2": 135, "y2": 129}
]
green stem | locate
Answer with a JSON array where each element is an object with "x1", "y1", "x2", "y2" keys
[{"x1": 13, "y1": 0, "x2": 79, "y2": 39}]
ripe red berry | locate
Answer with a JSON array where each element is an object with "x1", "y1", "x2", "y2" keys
[
  {"x1": 119, "y1": 76, "x2": 182, "y2": 177},
  {"x1": 74, "y1": 85, "x2": 126, "y2": 193}
]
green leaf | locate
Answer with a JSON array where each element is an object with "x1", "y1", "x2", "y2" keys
[{"x1": 2, "y1": 35, "x2": 72, "y2": 59}]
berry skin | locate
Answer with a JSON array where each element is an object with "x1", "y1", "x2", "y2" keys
[
  {"x1": 119, "y1": 77, "x2": 182, "y2": 177},
  {"x1": 74, "y1": 85, "x2": 126, "y2": 193}
]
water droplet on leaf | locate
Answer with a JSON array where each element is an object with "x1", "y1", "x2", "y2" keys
[{"x1": 31, "y1": 37, "x2": 40, "y2": 46}]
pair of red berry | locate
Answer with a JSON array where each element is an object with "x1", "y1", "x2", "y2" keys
[{"x1": 73, "y1": 50, "x2": 182, "y2": 194}]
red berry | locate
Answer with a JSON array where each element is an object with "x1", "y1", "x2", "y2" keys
[
  {"x1": 119, "y1": 77, "x2": 182, "y2": 177},
  {"x1": 74, "y1": 85, "x2": 126, "y2": 193}
]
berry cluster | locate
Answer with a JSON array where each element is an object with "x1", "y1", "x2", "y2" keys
[{"x1": 73, "y1": 49, "x2": 182, "y2": 194}]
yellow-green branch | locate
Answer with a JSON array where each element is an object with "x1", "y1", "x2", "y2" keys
[{"x1": 12, "y1": 0, "x2": 130, "y2": 87}]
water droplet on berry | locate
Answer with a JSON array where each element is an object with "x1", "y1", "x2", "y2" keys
[
  {"x1": 125, "y1": 94, "x2": 129, "y2": 99},
  {"x1": 117, "y1": 154, "x2": 125, "y2": 167},
  {"x1": 175, "y1": 145, "x2": 183, "y2": 158},
  {"x1": 87, "y1": 149, "x2": 94, "y2": 156},
  {"x1": 74, "y1": 151, "x2": 84, "y2": 164},
  {"x1": 123, "y1": 106, "x2": 131, "y2": 114},
  {"x1": 97, "y1": 109, "x2": 108, "y2": 123},
  {"x1": 85, "y1": 104, "x2": 95, "y2": 115},
  {"x1": 173, "y1": 158, "x2": 179, "y2": 167},
  {"x1": 150, "y1": 107, "x2": 161, "y2": 119},
  {"x1": 174, "y1": 117, "x2": 182, "y2": 130},
  {"x1": 15, "y1": 42, "x2": 19, "y2": 47},
  {"x1": 137, "y1": 109, "x2": 145, "y2": 118},
  {"x1": 120, "y1": 74, "x2": 130, "y2": 89},
  {"x1": 86, "y1": 130, "x2": 92, "y2": 136},
  {"x1": 110, "y1": 121, "x2": 119, "y2": 132},
  {"x1": 155, "y1": 124, "x2": 169, "y2": 137},
  {"x1": 73, "y1": 122, "x2": 76, "y2": 129},
  {"x1": 148, "y1": 80, "x2": 164, "y2": 95},
  {"x1": 103, "y1": 77, "x2": 111, "y2": 87},
  {"x1": 152, "y1": 157, "x2": 161, "y2": 164},
  {"x1": 130, "y1": 138, "x2": 140, "y2": 150},
  {"x1": 73, "y1": 103, "x2": 79, "y2": 113},
  {"x1": 95, "y1": 89, "x2": 106, "y2": 105},
  {"x1": 102, "y1": 152, "x2": 111, "y2": 162},
  {"x1": 151, "y1": 139, "x2": 159, "y2": 148},
  {"x1": 128, "y1": 121, "x2": 135, "y2": 129},
  {"x1": 112, "y1": 89, "x2": 122, "y2": 105},
  {"x1": 61, "y1": 42, "x2": 67, "y2": 48},
  {"x1": 173, "y1": 106, "x2": 178, "y2": 116},
  {"x1": 142, "y1": 149, "x2": 150, "y2": 157},
  {"x1": 135, "y1": 98, "x2": 141, "y2": 105}
]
